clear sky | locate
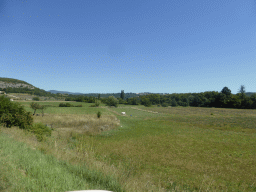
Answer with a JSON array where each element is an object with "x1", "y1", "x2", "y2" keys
[{"x1": 1, "y1": 0, "x2": 256, "y2": 94}]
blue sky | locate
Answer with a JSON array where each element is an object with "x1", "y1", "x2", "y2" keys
[{"x1": 1, "y1": 0, "x2": 256, "y2": 94}]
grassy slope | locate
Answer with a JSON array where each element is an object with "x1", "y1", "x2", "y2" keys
[
  {"x1": 1, "y1": 102, "x2": 256, "y2": 191},
  {"x1": 0, "y1": 132, "x2": 123, "y2": 192}
]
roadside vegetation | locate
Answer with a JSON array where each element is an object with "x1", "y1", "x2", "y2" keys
[{"x1": 1, "y1": 95, "x2": 256, "y2": 191}]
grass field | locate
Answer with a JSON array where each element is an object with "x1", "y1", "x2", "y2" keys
[{"x1": 1, "y1": 101, "x2": 256, "y2": 191}]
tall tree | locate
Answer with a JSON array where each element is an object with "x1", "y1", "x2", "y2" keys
[
  {"x1": 238, "y1": 85, "x2": 246, "y2": 99},
  {"x1": 30, "y1": 102, "x2": 41, "y2": 115},
  {"x1": 221, "y1": 86, "x2": 232, "y2": 97},
  {"x1": 120, "y1": 90, "x2": 125, "y2": 100}
]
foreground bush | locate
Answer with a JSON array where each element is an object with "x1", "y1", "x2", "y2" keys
[
  {"x1": 26, "y1": 122, "x2": 52, "y2": 142},
  {"x1": 0, "y1": 95, "x2": 33, "y2": 129}
]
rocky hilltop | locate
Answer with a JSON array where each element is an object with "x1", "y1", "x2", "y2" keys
[
  {"x1": 0, "y1": 77, "x2": 35, "y2": 89},
  {"x1": 0, "y1": 82, "x2": 35, "y2": 89}
]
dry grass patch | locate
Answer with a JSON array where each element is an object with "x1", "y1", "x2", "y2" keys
[{"x1": 32, "y1": 113, "x2": 120, "y2": 135}]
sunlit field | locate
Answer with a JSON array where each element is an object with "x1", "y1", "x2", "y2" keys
[{"x1": 1, "y1": 101, "x2": 256, "y2": 191}]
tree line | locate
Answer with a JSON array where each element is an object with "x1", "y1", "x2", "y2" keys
[
  {"x1": 1, "y1": 84, "x2": 256, "y2": 109},
  {"x1": 125, "y1": 86, "x2": 256, "y2": 109},
  {"x1": 63, "y1": 86, "x2": 256, "y2": 109}
]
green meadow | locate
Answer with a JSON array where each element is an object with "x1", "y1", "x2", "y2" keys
[{"x1": 1, "y1": 101, "x2": 256, "y2": 191}]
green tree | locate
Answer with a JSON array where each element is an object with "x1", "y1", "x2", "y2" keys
[
  {"x1": 144, "y1": 98, "x2": 152, "y2": 107},
  {"x1": 98, "y1": 94, "x2": 101, "y2": 100},
  {"x1": 105, "y1": 96, "x2": 118, "y2": 107},
  {"x1": 88, "y1": 96, "x2": 95, "y2": 103},
  {"x1": 120, "y1": 90, "x2": 125, "y2": 100},
  {"x1": 39, "y1": 105, "x2": 48, "y2": 117},
  {"x1": 238, "y1": 85, "x2": 246, "y2": 99},
  {"x1": 117, "y1": 97, "x2": 125, "y2": 104},
  {"x1": 250, "y1": 93, "x2": 256, "y2": 109},
  {"x1": 221, "y1": 87, "x2": 232, "y2": 97},
  {"x1": 0, "y1": 95, "x2": 33, "y2": 129},
  {"x1": 30, "y1": 102, "x2": 41, "y2": 115},
  {"x1": 171, "y1": 99, "x2": 178, "y2": 107}
]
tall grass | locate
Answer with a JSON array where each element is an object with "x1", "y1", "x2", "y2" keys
[
  {"x1": 0, "y1": 132, "x2": 124, "y2": 192},
  {"x1": 1, "y1": 102, "x2": 256, "y2": 191}
]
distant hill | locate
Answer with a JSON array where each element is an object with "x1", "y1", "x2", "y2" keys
[
  {"x1": 245, "y1": 92, "x2": 256, "y2": 97},
  {"x1": 0, "y1": 77, "x2": 35, "y2": 89},
  {"x1": 47, "y1": 90, "x2": 86, "y2": 95}
]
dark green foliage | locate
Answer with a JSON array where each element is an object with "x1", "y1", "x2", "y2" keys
[
  {"x1": 148, "y1": 94, "x2": 160, "y2": 105},
  {"x1": 59, "y1": 103, "x2": 74, "y2": 107},
  {"x1": 170, "y1": 100, "x2": 178, "y2": 107},
  {"x1": 238, "y1": 85, "x2": 246, "y2": 99},
  {"x1": 88, "y1": 96, "x2": 95, "y2": 103},
  {"x1": 0, "y1": 95, "x2": 33, "y2": 129},
  {"x1": 32, "y1": 97, "x2": 40, "y2": 101},
  {"x1": 161, "y1": 103, "x2": 169, "y2": 107},
  {"x1": 105, "y1": 96, "x2": 118, "y2": 107},
  {"x1": 143, "y1": 98, "x2": 152, "y2": 107},
  {"x1": 65, "y1": 97, "x2": 74, "y2": 101},
  {"x1": 120, "y1": 90, "x2": 125, "y2": 100},
  {"x1": 26, "y1": 122, "x2": 52, "y2": 142},
  {"x1": 97, "y1": 111, "x2": 102, "y2": 119},
  {"x1": 221, "y1": 86, "x2": 232, "y2": 97},
  {"x1": 126, "y1": 97, "x2": 139, "y2": 105},
  {"x1": 117, "y1": 98, "x2": 126, "y2": 104}
]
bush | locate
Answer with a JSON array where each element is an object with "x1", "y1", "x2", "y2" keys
[
  {"x1": 59, "y1": 103, "x2": 74, "y2": 107},
  {"x1": 161, "y1": 103, "x2": 169, "y2": 107},
  {"x1": 171, "y1": 100, "x2": 178, "y2": 107},
  {"x1": 95, "y1": 99, "x2": 100, "y2": 107},
  {"x1": 32, "y1": 97, "x2": 40, "y2": 101},
  {"x1": 75, "y1": 104, "x2": 82, "y2": 107},
  {"x1": 144, "y1": 98, "x2": 152, "y2": 107},
  {"x1": 27, "y1": 122, "x2": 52, "y2": 142},
  {"x1": 65, "y1": 103, "x2": 73, "y2": 107},
  {"x1": 0, "y1": 95, "x2": 33, "y2": 129},
  {"x1": 59, "y1": 103, "x2": 66, "y2": 107},
  {"x1": 97, "y1": 111, "x2": 102, "y2": 118},
  {"x1": 105, "y1": 96, "x2": 118, "y2": 107}
]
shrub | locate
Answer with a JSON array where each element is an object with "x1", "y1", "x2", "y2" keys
[
  {"x1": 161, "y1": 103, "x2": 169, "y2": 107},
  {"x1": 95, "y1": 99, "x2": 100, "y2": 107},
  {"x1": 97, "y1": 111, "x2": 102, "y2": 119},
  {"x1": 59, "y1": 103, "x2": 66, "y2": 107},
  {"x1": 32, "y1": 97, "x2": 40, "y2": 101},
  {"x1": 0, "y1": 95, "x2": 33, "y2": 129},
  {"x1": 75, "y1": 104, "x2": 82, "y2": 107},
  {"x1": 105, "y1": 96, "x2": 118, "y2": 107},
  {"x1": 27, "y1": 122, "x2": 52, "y2": 142},
  {"x1": 65, "y1": 103, "x2": 73, "y2": 107},
  {"x1": 171, "y1": 100, "x2": 178, "y2": 107},
  {"x1": 59, "y1": 103, "x2": 74, "y2": 107},
  {"x1": 144, "y1": 98, "x2": 152, "y2": 107}
]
